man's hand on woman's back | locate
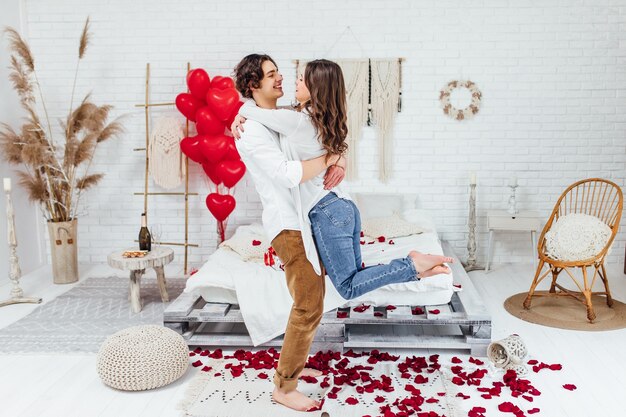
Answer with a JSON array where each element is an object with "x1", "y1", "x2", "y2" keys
[{"x1": 231, "y1": 115, "x2": 247, "y2": 139}]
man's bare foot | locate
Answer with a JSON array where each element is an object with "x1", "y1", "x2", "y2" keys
[
  {"x1": 409, "y1": 251, "x2": 453, "y2": 273},
  {"x1": 299, "y1": 367, "x2": 323, "y2": 378},
  {"x1": 272, "y1": 387, "x2": 320, "y2": 411}
]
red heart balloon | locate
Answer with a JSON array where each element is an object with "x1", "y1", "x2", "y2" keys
[
  {"x1": 206, "y1": 193, "x2": 236, "y2": 221},
  {"x1": 206, "y1": 88, "x2": 241, "y2": 122},
  {"x1": 202, "y1": 161, "x2": 222, "y2": 185},
  {"x1": 195, "y1": 106, "x2": 224, "y2": 135},
  {"x1": 225, "y1": 101, "x2": 245, "y2": 128},
  {"x1": 223, "y1": 136, "x2": 241, "y2": 160},
  {"x1": 216, "y1": 159, "x2": 246, "y2": 188},
  {"x1": 175, "y1": 93, "x2": 204, "y2": 122},
  {"x1": 179, "y1": 135, "x2": 205, "y2": 163},
  {"x1": 210, "y1": 76, "x2": 236, "y2": 90},
  {"x1": 187, "y1": 69, "x2": 211, "y2": 101},
  {"x1": 200, "y1": 134, "x2": 229, "y2": 164}
]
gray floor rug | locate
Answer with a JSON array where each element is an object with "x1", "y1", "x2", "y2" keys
[{"x1": 0, "y1": 276, "x2": 185, "y2": 354}]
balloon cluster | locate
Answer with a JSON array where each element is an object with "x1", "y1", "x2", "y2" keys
[{"x1": 176, "y1": 69, "x2": 245, "y2": 241}]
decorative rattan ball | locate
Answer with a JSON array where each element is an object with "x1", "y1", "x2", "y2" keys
[{"x1": 97, "y1": 325, "x2": 189, "y2": 391}]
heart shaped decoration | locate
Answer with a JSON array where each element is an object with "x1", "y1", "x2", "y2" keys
[
  {"x1": 179, "y1": 135, "x2": 205, "y2": 163},
  {"x1": 206, "y1": 88, "x2": 241, "y2": 121},
  {"x1": 202, "y1": 161, "x2": 222, "y2": 185},
  {"x1": 206, "y1": 193, "x2": 236, "y2": 221},
  {"x1": 223, "y1": 136, "x2": 240, "y2": 161},
  {"x1": 200, "y1": 134, "x2": 229, "y2": 164},
  {"x1": 187, "y1": 68, "x2": 211, "y2": 100},
  {"x1": 216, "y1": 159, "x2": 246, "y2": 188},
  {"x1": 210, "y1": 75, "x2": 236, "y2": 90},
  {"x1": 195, "y1": 106, "x2": 224, "y2": 136},
  {"x1": 175, "y1": 93, "x2": 204, "y2": 122}
]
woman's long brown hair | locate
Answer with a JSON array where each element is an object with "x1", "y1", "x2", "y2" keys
[{"x1": 301, "y1": 60, "x2": 348, "y2": 158}]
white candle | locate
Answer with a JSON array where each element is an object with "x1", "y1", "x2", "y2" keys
[
  {"x1": 508, "y1": 175, "x2": 518, "y2": 187},
  {"x1": 469, "y1": 172, "x2": 477, "y2": 185},
  {"x1": 3, "y1": 177, "x2": 10, "y2": 192}
]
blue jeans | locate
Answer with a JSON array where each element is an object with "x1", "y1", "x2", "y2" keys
[{"x1": 308, "y1": 192, "x2": 418, "y2": 300}]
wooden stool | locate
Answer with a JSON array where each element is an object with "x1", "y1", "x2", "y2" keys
[{"x1": 107, "y1": 247, "x2": 174, "y2": 313}]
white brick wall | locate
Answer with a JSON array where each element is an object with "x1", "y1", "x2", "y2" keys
[{"x1": 17, "y1": 0, "x2": 626, "y2": 268}]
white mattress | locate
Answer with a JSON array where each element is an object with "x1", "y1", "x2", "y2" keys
[{"x1": 185, "y1": 227, "x2": 457, "y2": 345}]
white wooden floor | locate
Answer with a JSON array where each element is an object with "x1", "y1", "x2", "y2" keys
[{"x1": 0, "y1": 262, "x2": 624, "y2": 417}]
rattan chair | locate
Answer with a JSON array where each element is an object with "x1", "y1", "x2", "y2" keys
[{"x1": 523, "y1": 178, "x2": 623, "y2": 322}]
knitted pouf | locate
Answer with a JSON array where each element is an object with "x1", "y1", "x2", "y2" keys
[{"x1": 97, "y1": 325, "x2": 189, "y2": 391}]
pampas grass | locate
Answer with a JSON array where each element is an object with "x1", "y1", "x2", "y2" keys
[{"x1": 0, "y1": 17, "x2": 123, "y2": 222}]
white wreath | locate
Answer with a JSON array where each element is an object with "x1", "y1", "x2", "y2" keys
[{"x1": 439, "y1": 80, "x2": 482, "y2": 120}]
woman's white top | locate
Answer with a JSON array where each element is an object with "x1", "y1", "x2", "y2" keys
[{"x1": 239, "y1": 100, "x2": 350, "y2": 275}]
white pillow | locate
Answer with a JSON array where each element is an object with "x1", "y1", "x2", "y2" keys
[
  {"x1": 219, "y1": 224, "x2": 269, "y2": 261},
  {"x1": 353, "y1": 193, "x2": 418, "y2": 219},
  {"x1": 361, "y1": 213, "x2": 427, "y2": 239},
  {"x1": 544, "y1": 213, "x2": 611, "y2": 261}
]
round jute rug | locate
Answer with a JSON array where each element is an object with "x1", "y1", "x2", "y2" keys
[{"x1": 504, "y1": 291, "x2": 626, "y2": 331}]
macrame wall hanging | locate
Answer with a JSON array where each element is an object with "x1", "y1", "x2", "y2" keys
[
  {"x1": 295, "y1": 56, "x2": 402, "y2": 183},
  {"x1": 370, "y1": 59, "x2": 401, "y2": 183},
  {"x1": 148, "y1": 116, "x2": 184, "y2": 189}
]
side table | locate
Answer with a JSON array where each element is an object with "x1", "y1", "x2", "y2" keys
[
  {"x1": 107, "y1": 246, "x2": 174, "y2": 313},
  {"x1": 486, "y1": 210, "x2": 542, "y2": 272}
]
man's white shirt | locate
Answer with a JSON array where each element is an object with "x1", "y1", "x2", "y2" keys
[{"x1": 235, "y1": 120, "x2": 303, "y2": 244}]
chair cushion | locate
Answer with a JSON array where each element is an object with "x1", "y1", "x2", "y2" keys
[
  {"x1": 97, "y1": 325, "x2": 189, "y2": 391},
  {"x1": 544, "y1": 213, "x2": 612, "y2": 261}
]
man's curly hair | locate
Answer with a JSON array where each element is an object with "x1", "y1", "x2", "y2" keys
[{"x1": 233, "y1": 54, "x2": 277, "y2": 99}]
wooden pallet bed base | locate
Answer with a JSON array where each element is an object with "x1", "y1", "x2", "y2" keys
[{"x1": 163, "y1": 241, "x2": 492, "y2": 356}]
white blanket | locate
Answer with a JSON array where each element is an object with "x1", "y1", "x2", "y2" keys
[{"x1": 185, "y1": 230, "x2": 455, "y2": 346}]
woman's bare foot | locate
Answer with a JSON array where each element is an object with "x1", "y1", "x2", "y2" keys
[
  {"x1": 419, "y1": 264, "x2": 451, "y2": 278},
  {"x1": 409, "y1": 251, "x2": 453, "y2": 272},
  {"x1": 299, "y1": 367, "x2": 323, "y2": 378},
  {"x1": 272, "y1": 387, "x2": 320, "y2": 411}
]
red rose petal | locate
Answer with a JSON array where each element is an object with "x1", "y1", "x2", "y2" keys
[
  {"x1": 549, "y1": 364, "x2": 562, "y2": 371},
  {"x1": 214, "y1": 372, "x2": 222, "y2": 376},
  {"x1": 258, "y1": 372, "x2": 268, "y2": 379},
  {"x1": 374, "y1": 311, "x2": 384, "y2": 317},
  {"x1": 451, "y1": 357, "x2": 462, "y2": 364},
  {"x1": 453, "y1": 283, "x2": 462, "y2": 289},
  {"x1": 388, "y1": 239, "x2": 395, "y2": 245},
  {"x1": 360, "y1": 231, "x2": 364, "y2": 237},
  {"x1": 337, "y1": 311, "x2": 348, "y2": 319},
  {"x1": 201, "y1": 366, "x2": 212, "y2": 372},
  {"x1": 527, "y1": 359, "x2": 538, "y2": 365},
  {"x1": 345, "y1": 396, "x2": 359, "y2": 405},
  {"x1": 386, "y1": 305, "x2": 397, "y2": 311},
  {"x1": 377, "y1": 236, "x2": 386, "y2": 242},
  {"x1": 528, "y1": 408, "x2": 540, "y2": 414},
  {"x1": 428, "y1": 309, "x2": 440, "y2": 315},
  {"x1": 353, "y1": 304, "x2": 371, "y2": 313},
  {"x1": 252, "y1": 239, "x2": 261, "y2": 246},
  {"x1": 375, "y1": 395, "x2": 385, "y2": 403},
  {"x1": 192, "y1": 360, "x2": 203, "y2": 367},
  {"x1": 498, "y1": 402, "x2": 515, "y2": 412},
  {"x1": 412, "y1": 306, "x2": 425, "y2": 315},
  {"x1": 563, "y1": 384, "x2": 577, "y2": 391}
]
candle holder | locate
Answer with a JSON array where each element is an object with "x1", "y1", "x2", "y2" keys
[
  {"x1": 507, "y1": 184, "x2": 519, "y2": 216},
  {"x1": 0, "y1": 185, "x2": 42, "y2": 308},
  {"x1": 464, "y1": 182, "x2": 485, "y2": 272}
]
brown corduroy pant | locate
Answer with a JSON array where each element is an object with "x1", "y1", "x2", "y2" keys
[{"x1": 270, "y1": 230, "x2": 325, "y2": 392}]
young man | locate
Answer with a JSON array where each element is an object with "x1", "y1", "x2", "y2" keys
[{"x1": 233, "y1": 54, "x2": 344, "y2": 411}]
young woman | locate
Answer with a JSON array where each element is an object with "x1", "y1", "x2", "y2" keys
[{"x1": 234, "y1": 59, "x2": 452, "y2": 300}]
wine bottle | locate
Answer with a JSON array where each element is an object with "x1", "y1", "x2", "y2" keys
[{"x1": 138, "y1": 213, "x2": 151, "y2": 251}]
